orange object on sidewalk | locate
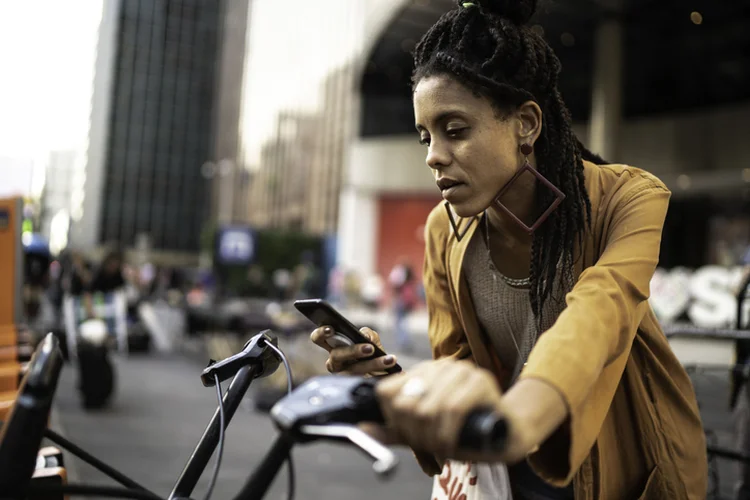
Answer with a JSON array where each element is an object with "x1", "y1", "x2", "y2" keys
[{"x1": 0, "y1": 197, "x2": 23, "y2": 332}]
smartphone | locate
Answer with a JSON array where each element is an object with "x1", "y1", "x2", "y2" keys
[{"x1": 294, "y1": 299, "x2": 402, "y2": 374}]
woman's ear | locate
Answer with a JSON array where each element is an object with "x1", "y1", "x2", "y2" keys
[{"x1": 516, "y1": 100, "x2": 543, "y2": 146}]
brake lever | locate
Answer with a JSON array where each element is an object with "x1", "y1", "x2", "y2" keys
[
  {"x1": 270, "y1": 376, "x2": 399, "y2": 478},
  {"x1": 200, "y1": 330, "x2": 280, "y2": 387},
  {"x1": 300, "y1": 424, "x2": 398, "y2": 476}
]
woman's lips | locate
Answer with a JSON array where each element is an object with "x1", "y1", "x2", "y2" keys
[{"x1": 441, "y1": 183, "x2": 466, "y2": 201}]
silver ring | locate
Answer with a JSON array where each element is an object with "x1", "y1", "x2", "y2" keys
[{"x1": 400, "y1": 378, "x2": 427, "y2": 399}]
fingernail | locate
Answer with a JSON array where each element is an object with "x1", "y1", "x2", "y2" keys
[
  {"x1": 384, "y1": 355, "x2": 395, "y2": 365},
  {"x1": 324, "y1": 327, "x2": 332, "y2": 335},
  {"x1": 362, "y1": 344, "x2": 374, "y2": 354}
]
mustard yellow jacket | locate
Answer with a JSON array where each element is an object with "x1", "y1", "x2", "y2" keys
[{"x1": 419, "y1": 161, "x2": 707, "y2": 499}]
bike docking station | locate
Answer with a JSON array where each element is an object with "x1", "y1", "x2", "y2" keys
[
  {"x1": 0, "y1": 196, "x2": 68, "y2": 498},
  {"x1": 660, "y1": 270, "x2": 750, "y2": 498},
  {"x1": 0, "y1": 197, "x2": 27, "y2": 414}
]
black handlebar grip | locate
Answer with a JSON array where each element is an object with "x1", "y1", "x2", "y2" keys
[
  {"x1": 351, "y1": 380, "x2": 386, "y2": 423},
  {"x1": 353, "y1": 379, "x2": 506, "y2": 450},
  {"x1": 458, "y1": 410, "x2": 508, "y2": 452}
]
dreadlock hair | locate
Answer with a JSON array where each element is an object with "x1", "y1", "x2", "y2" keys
[{"x1": 413, "y1": 0, "x2": 606, "y2": 326}]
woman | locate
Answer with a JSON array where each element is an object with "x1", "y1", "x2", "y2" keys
[{"x1": 312, "y1": 1, "x2": 707, "y2": 498}]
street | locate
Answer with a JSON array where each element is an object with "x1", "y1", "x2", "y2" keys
[
  {"x1": 50, "y1": 328, "x2": 744, "y2": 499},
  {"x1": 51, "y1": 351, "x2": 432, "y2": 500}
]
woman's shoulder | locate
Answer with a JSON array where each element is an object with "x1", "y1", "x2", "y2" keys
[
  {"x1": 583, "y1": 161, "x2": 670, "y2": 206},
  {"x1": 424, "y1": 201, "x2": 452, "y2": 239}
]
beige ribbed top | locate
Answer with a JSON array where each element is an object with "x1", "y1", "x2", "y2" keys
[{"x1": 463, "y1": 223, "x2": 564, "y2": 383}]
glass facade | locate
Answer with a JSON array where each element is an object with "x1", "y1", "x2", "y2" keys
[{"x1": 100, "y1": 0, "x2": 221, "y2": 251}]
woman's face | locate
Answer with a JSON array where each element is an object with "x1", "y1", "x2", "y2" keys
[{"x1": 413, "y1": 74, "x2": 539, "y2": 218}]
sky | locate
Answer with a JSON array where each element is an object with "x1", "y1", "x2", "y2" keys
[
  {"x1": 0, "y1": 1, "x2": 102, "y2": 161},
  {"x1": 0, "y1": 0, "x2": 362, "y2": 187}
]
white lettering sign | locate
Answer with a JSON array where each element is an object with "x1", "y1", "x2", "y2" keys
[{"x1": 650, "y1": 266, "x2": 750, "y2": 328}]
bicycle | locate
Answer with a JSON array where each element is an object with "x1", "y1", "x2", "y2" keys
[{"x1": 0, "y1": 331, "x2": 507, "y2": 500}]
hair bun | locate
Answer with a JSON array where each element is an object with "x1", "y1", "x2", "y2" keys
[{"x1": 469, "y1": 0, "x2": 537, "y2": 26}]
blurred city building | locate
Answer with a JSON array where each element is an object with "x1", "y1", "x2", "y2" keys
[
  {"x1": 54, "y1": 0, "x2": 750, "y2": 277},
  {"x1": 237, "y1": 0, "x2": 364, "y2": 242},
  {"x1": 40, "y1": 150, "x2": 80, "y2": 254},
  {"x1": 208, "y1": 0, "x2": 252, "y2": 226},
  {"x1": 245, "y1": 66, "x2": 354, "y2": 235},
  {"x1": 70, "y1": 0, "x2": 249, "y2": 261}
]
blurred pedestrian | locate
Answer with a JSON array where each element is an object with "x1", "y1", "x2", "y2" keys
[
  {"x1": 293, "y1": 251, "x2": 320, "y2": 299},
  {"x1": 66, "y1": 251, "x2": 93, "y2": 296},
  {"x1": 327, "y1": 266, "x2": 346, "y2": 307},
  {"x1": 83, "y1": 248, "x2": 126, "y2": 318},
  {"x1": 389, "y1": 260, "x2": 418, "y2": 352}
]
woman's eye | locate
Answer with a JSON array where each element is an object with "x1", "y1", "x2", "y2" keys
[
  {"x1": 419, "y1": 136, "x2": 431, "y2": 146},
  {"x1": 446, "y1": 128, "x2": 467, "y2": 138}
]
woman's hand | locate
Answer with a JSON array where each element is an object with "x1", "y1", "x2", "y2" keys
[
  {"x1": 372, "y1": 358, "x2": 544, "y2": 463},
  {"x1": 373, "y1": 358, "x2": 569, "y2": 464},
  {"x1": 374, "y1": 358, "x2": 505, "y2": 460},
  {"x1": 310, "y1": 326, "x2": 398, "y2": 376}
]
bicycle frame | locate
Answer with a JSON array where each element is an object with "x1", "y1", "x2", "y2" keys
[{"x1": 169, "y1": 363, "x2": 260, "y2": 499}]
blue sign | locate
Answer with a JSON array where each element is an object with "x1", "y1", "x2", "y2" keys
[
  {"x1": 22, "y1": 233, "x2": 50, "y2": 255},
  {"x1": 216, "y1": 226, "x2": 255, "y2": 265}
]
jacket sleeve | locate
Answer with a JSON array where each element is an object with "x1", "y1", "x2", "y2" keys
[
  {"x1": 519, "y1": 175, "x2": 671, "y2": 486},
  {"x1": 413, "y1": 204, "x2": 473, "y2": 476}
]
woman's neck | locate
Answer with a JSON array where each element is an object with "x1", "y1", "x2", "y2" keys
[{"x1": 484, "y1": 208, "x2": 533, "y2": 280}]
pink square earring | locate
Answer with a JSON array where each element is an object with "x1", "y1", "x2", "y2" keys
[{"x1": 492, "y1": 143, "x2": 566, "y2": 234}]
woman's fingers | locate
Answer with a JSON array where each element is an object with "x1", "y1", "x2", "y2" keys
[
  {"x1": 326, "y1": 353, "x2": 398, "y2": 375},
  {"x1": 312, "y1": 325, "x2": 391, "y2": 375},
  {"x1": 338, "y1": 355, "x2": 398, "y2": 376},
  {"x1": 359, "y1": 327, "x2": 384, "y2": 349},
  {"x1": 376, "y1": 359, "x2": 505, "y2": 458},
  {"x1": 310, "y1": 326, "x2": 333, "y2": 351}
]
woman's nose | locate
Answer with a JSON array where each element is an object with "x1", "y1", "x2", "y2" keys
[{"x1": 425, "y1": 143, "x2": 451, "y2": 170}]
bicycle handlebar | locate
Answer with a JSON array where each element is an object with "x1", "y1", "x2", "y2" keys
[
  {"x1": 235, "y1": 375, "x2": 508, "y2": 499},
  {"x1": 170, "y1": 332, "x2": 281, "y2": 499},
  {"x1": 7, "y1": 331, "x2": 507, "y2": 500},
  {"x1": 270, "y1": 375, "x2": 507, "y2": 452}
]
